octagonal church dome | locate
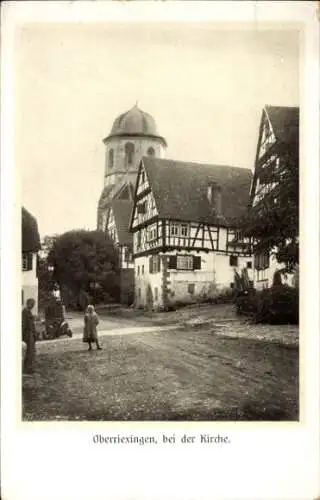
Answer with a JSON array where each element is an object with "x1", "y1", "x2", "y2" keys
[{"x1": 105, "y1": 104, "x2": 167, "y2": 146}]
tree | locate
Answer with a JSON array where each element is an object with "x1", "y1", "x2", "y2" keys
[
  {"x1": 48, "y1": 230, "x2": 119, "y2": 307},
  {"x1": 241, "y1": 149, "x2": 299, "y2": 272}
]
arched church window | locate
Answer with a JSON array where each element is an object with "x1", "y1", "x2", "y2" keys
[
  {"x1": 125, "y1": 142, "x2": 135, "y2": 166},
  {"x1": 147, "y1": 146, "x2": 155, "y2": 157},
  {"x1": 109, "y1": 149, "x2": 114, "y2": 168}
]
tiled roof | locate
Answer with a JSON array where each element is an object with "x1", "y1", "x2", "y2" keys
[
  {"x1": 111, "y1": 200, "x2": 133, "y2": 246},
  {"x1": 265, "y1": 106, "x2": 299, "y2": 145},
  {"x1": 141, "y1": 157, "x2": 252, "y2": 226},
  {"x1": 22, "y1": 207, "x2": 41, "y2": 252}
]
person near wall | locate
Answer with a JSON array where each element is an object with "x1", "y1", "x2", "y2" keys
[
  {"x1": 82, "y1": 304, "x2": 102, "y2": 351},
  {"x1": 22, "y1": 298, "x2": 37, "y2": 374}
]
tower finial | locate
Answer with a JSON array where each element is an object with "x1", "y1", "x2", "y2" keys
[{"x1": 135, "y1": 100, "x2": 139, "y2": 107}]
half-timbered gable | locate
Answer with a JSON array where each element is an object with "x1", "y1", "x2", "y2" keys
[
  {"x1": 130, "y1": 157, "x2": 253, "y2": 308},
  {"x1": 250, "y1": 105, "x2": 299, "y2": 209},
  {"x1": 249, "y1": 105, "x2": 299, "y2": 289}
]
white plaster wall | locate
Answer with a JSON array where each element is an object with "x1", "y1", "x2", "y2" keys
[
  {"x1": 134, "y1": 250, "x2": 253, "y2": 307},
  {"x1": 167, "y1": 251, "x2": 253, "y2": 302},
  {"x1": 214, "y1": 253, "x2": 253, "y2": 288},
  {"x1": 22, "y1": 253, "x2": 39, "y2": 314},
  {"x1": 134, "y1": 255, "x2": 162, "y2": 308},
  {"x1": 254, "y1": 252, "x2": 295, "y2": 290}
]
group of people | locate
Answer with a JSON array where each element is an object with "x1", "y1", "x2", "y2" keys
[{"x1": 22, "y1": 299, "x2": 102, "y2": 375}]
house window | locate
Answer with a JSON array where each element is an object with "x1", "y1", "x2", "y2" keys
[
  {"x1": 22, "y1": 253, "x2": 32, "y2": 271},
  {"x1": 181, "y1": 224, "x2": 189, "y2": 237},
  {"x1": 142, "y1": 265, "x2": 144, "y2": 275},
  {"x1": 247, "y1": 261, "x2": 252, "y2": 269},
  {"x1": 171, "y1": 224, "x2": 179, "y2": 236},
  {"x1": 257, "y1": 269, "x2": 268, "y2": 282},
  {"x1": 149, "y1": 255, "x2": 161, "y2": 274},
  {"x1": 168, "y1": 255, "x2": 201, "y2": 270},
  {"x1": 147, "y1": 224, "x2": 157, "y2": 242},
  {"x1": 124, "y1": 247, "x2": 131, "y2": 262},
  {"x1": 154, "y1": 287, "x2": 158, "y2": 300},
  {"x1": 137, "y1": 231, "x2": 142, "y2": 248},
  {"x1": 125, "y1": 142, "x2": 135, "y2": 166},
  {"x1": 177, "y1": 255, "x2": 193, "y2": 270},
  {"x1": 188, "y1": 283, "x2": 195, "y2": 295},
  {"x1": 137, "y1": 201, "x2": 146, "y2": 214},
  {"x1": 147, "y1": 147, "x2": 155, "y2": 156},
  {"x1": 229, "y1": 255, "x2": 238, "y2": 267},
  {"x1": 109, "y1": 149, "x2": 114, "y2": 168}
]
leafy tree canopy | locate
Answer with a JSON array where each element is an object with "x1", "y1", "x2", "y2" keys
[
  {"x1": 48, "y1": 230, "x2": 119, "y2": 299},
  {"x1": 240, "y1": 149, "x2": 299, "y2": 271}
]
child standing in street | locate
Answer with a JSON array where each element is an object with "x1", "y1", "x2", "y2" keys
[{"x1": 83, "y1": 305, "x2": 102, "y2": 351}]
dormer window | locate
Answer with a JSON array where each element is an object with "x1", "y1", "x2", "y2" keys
[{"x1": 125, "y1": 142, "x2": 135, "y2": 166}]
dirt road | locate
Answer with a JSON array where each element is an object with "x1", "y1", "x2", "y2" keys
[{"x1": 23, "y1": 316, "x2": 299, "y2": 421}]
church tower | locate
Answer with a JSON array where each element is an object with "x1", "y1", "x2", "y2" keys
[{"x1": 97, "y1": 104, "x2": 167, "y2": 230}]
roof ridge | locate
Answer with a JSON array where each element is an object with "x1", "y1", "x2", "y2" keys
[{"x1": 142, "y1": 156, "x2": 251, "y2": 173}]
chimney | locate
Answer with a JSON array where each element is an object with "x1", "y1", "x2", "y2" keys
[{"x1": 207, "y1": 182, "x2": 222, "y2": 215}]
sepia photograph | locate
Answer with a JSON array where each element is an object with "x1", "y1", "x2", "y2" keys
[
  {"x1": 2, "y1": 2, "x2": 320, "y2": 500},
  {"x1": 19, "y1": 21, "x2": 300, "y2": 422}
]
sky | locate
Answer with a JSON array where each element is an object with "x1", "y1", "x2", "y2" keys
[{"x1": 16, "y1": 23, "x2": 299, "y2": 238}]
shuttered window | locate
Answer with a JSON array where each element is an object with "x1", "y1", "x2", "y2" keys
[
  {"x1": 177, "y1": 255, "x2": 193, "y2": 270},
  {"x1": 168, "y1": 255, "x2": 201, "y2": 271}
]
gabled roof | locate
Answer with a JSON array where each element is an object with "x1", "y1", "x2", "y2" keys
[
  {"x1": 22, "y1": 207, "x2": 41, "y2": 252},
  {"x1": 111, "y1": 200, "x2": 133, "y2": 246},
  {"x1": 140, "y1": 157, "x2": 252, "y2": 226},
  {"x1": 115, "y1": 182, "x2": 135, "y2": 201},
  {"x1": 265, "y1": 105, "x2": 299, "y2": 145}
]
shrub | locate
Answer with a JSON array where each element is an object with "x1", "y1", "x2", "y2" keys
[{"x1": 235, "y1": 285, "x2": 299, "y2": 324}]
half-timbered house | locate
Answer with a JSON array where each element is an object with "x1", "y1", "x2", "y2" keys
[
  {"x1": 249, "y1": 105, "x2": 299, "y2": 289},
  {"x1": 129, "y1": 157, "x2": 253, "y2": 309},
  {"x1": 105, "y1": 199, "x2": 134, "y2": 304}
]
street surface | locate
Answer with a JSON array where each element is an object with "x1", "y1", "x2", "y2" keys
[{"x1": 23, "y1": 304, "x2": 299, "y2": 421}]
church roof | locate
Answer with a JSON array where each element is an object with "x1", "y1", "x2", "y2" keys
[
  {"x1": 22, "y1": 207, "x2": 41, "y2": 252},
  {"x1": 141, "y1": 157, "x2": 252, "y2": 226},
  {"x1": 111, "y1": 200, "x2": 133, "y2": 246},
  {"x1": 265, "y1": 105, "x2": 299, "y2": 145},
  {"x1": 98, "y1": 185, "x2": 115, "y2": 209},
  {"x1": 104, "y1": 104, "x2": 167, "y2": 146}
]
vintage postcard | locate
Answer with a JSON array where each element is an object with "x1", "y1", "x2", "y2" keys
[{"x1": 1, "y1": 1, "x2": 319, "y2": 499}]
